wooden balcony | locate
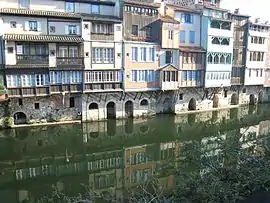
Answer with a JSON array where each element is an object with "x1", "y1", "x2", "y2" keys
[
  {"x1": 84, "y1": 83, "x2": 122, "y2": 92},
  {"x1": 55, "y1": 57, "x2": 84, "y2": 70},
  {"x1": 161, "y1": 81, "x2": 179, "y2": 90},
  {"x1": 50, "y1": 84, "x2": 82, "y2": 93},
  {"x1": 8, "y1": 87, "x2": 50, "y2": 97},
  {"x1": 7, "y1": 55, "x2": 49, "y2": 68}
]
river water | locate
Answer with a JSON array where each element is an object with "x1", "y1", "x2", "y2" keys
[{"x1": 1, "y1": 104, "x2": 270, "y2": 202}]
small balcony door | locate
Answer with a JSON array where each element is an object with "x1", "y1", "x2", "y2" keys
[
  {"x1": 58, "y1": 46, "x2": 69, "y2": 57},
  {"x1": 69, "y1": 46, "x2": 78, "y2": 57}
]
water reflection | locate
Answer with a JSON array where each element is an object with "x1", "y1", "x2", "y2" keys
[{"x1": 1, "y1": 105, "x2": 270, "y2": 202}]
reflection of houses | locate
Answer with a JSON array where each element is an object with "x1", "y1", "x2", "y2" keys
[
  {"x1": 124, "y1": 144, "x2": 156, "y2": 188},
  {"x1": 240, "y1": 125, "x2": 260, "y2": 152}
]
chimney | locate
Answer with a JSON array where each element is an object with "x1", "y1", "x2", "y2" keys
[
  {"x1": 255, "y1": 18, "x2": 260, "y2": 23},
  {"x1": 234, "y1": 8, "x2": 239, "y2": 14}
]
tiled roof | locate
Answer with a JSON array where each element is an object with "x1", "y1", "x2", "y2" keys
[
  {"x1": 159, "y1": 15, "x2": 180, "y2": 24},
  {"x1": 3, "y1": 34, "x2": 84, "y2": 42},
  {"x1": 124, "y1": 0, "x2": 160, "y2": 8},
  {"x1": 0, "y1": 8, "x2": 80, "y2": 18},
  {"x1": 81, "y1": 13, "x2": 122, "y2": 23},
  {"x1": 179, "y1": 46, "x2": 206, "y2": 53},
  {"x1": 167, "y1": 4, "x2": 201, "y2": 14}
]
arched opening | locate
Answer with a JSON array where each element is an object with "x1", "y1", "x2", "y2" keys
[
  {"x1": 163, "y1": 98, "x2": 173, "y2": 114},
  {"x1": 214, "y1": 55, "x2": 219, "y2": 63},
  {"x1": 220, "y1": 55, "x2": 225, "y2": 64},
  {"x1": 226, "y1": 54, "x2": 231, "y2": 64},
  {"x1": 249, "y1": 94, "x2": 256, "y2": 105},
  {"x1": 207, "y1": 54, "x2": 213, "y2": 63},
  {"x1": 188, "y1": 98, "x2": 196, "y2": 111},
  {"x1": 258, "y1": 91, "x2": 263, "y2": 104},
  {"x1": 107, "y1": 119, "x2": 116, "y2": 136},
  {"x1": 221, "y1": 38, "x2": 229, "y2": 45},
  {"x1": 124, "y1": 118, "x2": 133, "y2": 134},
  {"x1": 89, "y1": 103, "x2": 98, "y2": 110},
  {"x1": 125, "y1": 101, "x2": 133, "y2": 118},
  {"x1": 231, "y1": 93, "x2": 238, "y2": 105},
  {"x1": 210, "y1": 20, "x2": 220, "y2": 29},
  {"x1": 221, "y1": 22, "x2": 230, "y2": 30},
  {"x1": 106, "y1": 102, "x2": 116, "y2": 119},
  {"x1": 140, "y1": 99, "x2": 149, "y2": 106},
  {"x1": 213, "y1": 95, "x2": 219, "y2": 108},
  {"x1": 212, "y1": 37, "x2": 220, "y2": 44},
  {"x1": 14, "y1": 112, "x2": 27, "y2": 125}
]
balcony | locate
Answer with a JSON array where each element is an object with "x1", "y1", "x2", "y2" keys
[
  {"x1": 160, "y1": 70, "x2": 179, "y2": 90},
  {"x1": 8, "y1": 87, "x2": 50, "y2": 97},
  {"x1": 17, "y1": 55, "x2": 49, "y2": 65},
  {"x1": 55, "y1": 57, "x2": 84, "y2": 70}
]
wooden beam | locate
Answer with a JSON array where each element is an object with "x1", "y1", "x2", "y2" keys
[
  {"x1": 138, "y1": 92, "x2": 143, "y2": 100},
  {"x1": 149, "y1": 91, "x2": 154, "y2": 99},
  {"x1": 134, "y1": 92, "x2": 138, "y2": 100}
]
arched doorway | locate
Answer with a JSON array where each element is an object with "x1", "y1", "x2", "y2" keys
[
  {"x1": 14, "y1": 112, "x2": 27, "y2": 125},
  {"x1": 231, "y1": 93, "x2": 238, "y2": 105},
  {"x1": 163, "y1": 98, "x2": 173, "y2": 114},
  {"x1": 88, "y1": 103, "x2": 99, "y2": 121},
  {"x1": 188, "y1": 98, "x2": 196, "y2": 111},
  {"x1": 125, "y1": 101, "x2": 133, "y2": 118},
  {"x1": 249, "y1": 94, "x2": 256, "y2": 105},
  {"x1": 106, "y1": 102, "x2": 116, "y2": 119},
  {"x1": 213, "y1": 95, "x2": 219, "y2": 108},
  {"x1": 258, "y1": 91, "x2": 263, "y2": 104}
]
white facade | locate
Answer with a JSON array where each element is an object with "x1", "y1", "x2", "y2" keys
[{"x1": 245, "y1": 24, "x2": 270, "y2": 86}]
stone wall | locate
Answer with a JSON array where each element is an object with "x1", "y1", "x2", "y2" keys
[{"x1": 9, "y1": 94, "x2": 82, "y2": 124}]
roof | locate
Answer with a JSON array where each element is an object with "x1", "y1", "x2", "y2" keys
[
  {"x1": 179, "y1": 46, "x2": 206, "y2": 53},
  {"x1": 0, "y1": 8, "x2": 80, "y2": 19},
  {"x1": 159, "y1": 15, "x2": 180, "y2": 24},
  {"x1": 81, "y1": 13, "x2": 122, "y2": 23},
  {"x1": 3, "y1": 34, "x2": 84, "y2": 42},
  {"x1": 210, "y1": 17, "x2": 232, "y2": 22},
  {"x1": 124, "y1": 0, "x2": 160, "y2": 8},
  {"x1": 158, "y1": 64, "x2": 178, "y2": 70},
  {"x1": 204, "y1": 5, "x2": 229, "y2": 12},
  {"x1": 229, "y1": 12, "x2": 250, "y2": 18},
  {"x1": 166, "y1": 4, "x2": 202, "y2": 14}
]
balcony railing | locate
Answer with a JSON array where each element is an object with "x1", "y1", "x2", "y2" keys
[
  {"x1": 16, "y1": 55, "x2": 49, "y2": 65},
  {"x1": 56, "y1": 57, "x2": 84, "y2": 66}
]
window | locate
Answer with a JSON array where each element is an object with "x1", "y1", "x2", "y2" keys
[
  {"x1": 18, "y1": 99, "x2": 23, "y2": 106},
  {"x1": 165, "y1": 51, "x2": 172, "y2": 64},
  {"x1": 50, "y1": 26, "x2": 55, "y2": 33},
  {"x1": 50, "y1": 71, "x2": 62, "y2": 84},
  {"x1": 180, "y1": 30, "x2": 186, "y2": 43},
  {"x1": 65, "y1": 2, "x2": 75, "y2": 12},
  {"x1": 91, "y1": 23, "x2": 113, "y2": 34},
  {"x1": 29, "y1": 21, "x2": 38, "y2": 31},
  {"x1": 211, "y1": 0, "x2": 216, "y2": 4},
  {"x1": 34, "y1": 103, "x2": 40, "y2": 110},
  {"x1": 69, "y1": 97, "x2": 75, "y2": 108},
  {"x1": 131, "y1": 47, "x2": 138, "y2": 61},
  {"x1": 181, "y1": 13, "x2": 194, "y2": 24},
  {"x1": 68, "y1": 25, "x2": 77, "y2": 35},
  {"x1": 148, "y1": 48, "x2": 155, "y2": 61},
  {"x1": 179, "y1": 93, "x2": 183, "y2": 100},
  {"x1": 168, "y1": 30, "x2": 173, "y2": 40},
  {"x1": 70, "y1": 71, "x2": 82, "y2": 83},
  {"x1": 189, "y1": 31, "x2": 195, "y2": 44},
  {"x1": 207, "y1": 52, "x2": 232, "y2": 64},
  {"x1": 10, "y1": 21, "x2": 16, "y2": 28},
  {"x1": 35, "y1": 74, "x2": 46, "y2": 86},
  {"x1": 84, "y1": 71, "x2": 120, "y2": 83},
  {"x1": 92, "y1": 48, "x2": 114, "y2": 63},
  {"x1": 146, "y1": 26, "x2": 151, "y2": 38},
  {"x1": 19, "y1": 0, "x2": 29, "y2": 8},
  {"x1": 131, "y1": 70, "x2": 155, "y2": 82},
  {"x1": 140, "y1": 47, "x2": 146, "y2": 61},
  {"x1": 84, "y1": 24, "x2": 89, "y2": 29},
  {"x1": 21, "y1": 74, "x2": 32, "y2": 87},
  {"x1": 7, "y1": 47, "x2": 13, "y2": 53},
  {"x1": 6, "y1": 75, "x2": 19, "y2": 88},
  {"x1": 132, "y1": 25, "x2": 138, "y2": 36},
  {"x1": 91, "y1": 4, "x2": 100, "y2": 13}
]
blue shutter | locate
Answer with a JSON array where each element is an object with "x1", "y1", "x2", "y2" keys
[
  {"x1": 181, "y1": 13, "x2": 185, "y2": 23},
  {"x1": 24, "y1": 21, "x2": 29, "y2": 31},
  {"x1": 132, "y1": 70, "x2": 136, "y2": 82},
  {"x1": 152, "y1": 48, "x2": 155, "y2": 61},
  {"x1": 37, "y1": 22, "x2": 41, "y2": 31},
  {"x1": 183, "y1": 71, "x2": 187, "y2": 81},
  {"x1": 188, "y1": 71, "x2": 192, "y2": 80},
  {"x1": 118, "y1": 71, "x2": 123, "y2": 82},
  {"x1": 192, "y1": 71, "x2": 196, "y2": 80},
  {"x1": 180, "y1": 31, "x2": 186, "y2": 43},
  {"x1": 189, "y1": 31, "x2": 195, "y2": 44},
  {"x1": 65, "y1": 25, "x2": 69, "y2": 35},
  {"x1": 190, "y1": 15, "x2": 194, "y2": 24},
  {"x1": 76, "y1": 25, "x2": 80, "y2": 35}
]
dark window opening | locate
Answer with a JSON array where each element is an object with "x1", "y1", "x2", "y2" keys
[
  {"x1": 7, "y1": 47, "x2": 14, "y2": 53},
  {"x1": 165, "y1": 51, "x2": 172, "y2": 64},
  {"x1": 18, "y1": 99, "x2": 23, "y2": 106},
  {"x1": 132, "y1": 25, "x2": 138, "y2": 36},
  {"x1": 69, "y1": 97, "x2": 75, "y2": 108},
  {"x1": 179, "y1": 93, "x2": 184, "y2": 100},
  {"x1": 34, "y1": 103, "x2": 40, "y2": 109}
]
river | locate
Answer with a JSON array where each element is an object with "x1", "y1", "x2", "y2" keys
[{"x1": 1, "y1": 104, "x2": 270, "y2": 202}]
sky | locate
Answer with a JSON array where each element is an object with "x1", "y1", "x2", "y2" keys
[{"x1": 221, "y1": 0, "x2": 270, "y2": 22}]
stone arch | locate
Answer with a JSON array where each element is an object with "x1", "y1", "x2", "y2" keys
[
  {"x1": 140, "y1": 99, "x2": 149, "y2": 106},
  {"x1": 89, "y1": 103, "x2": 98, "y2": 109},
  {"x1": 231, "y1": 93, "x2": 239, "y2": 105},
  {"x1": 163, "y1": 98, "x2": 173, "y2": 114},
  {"x1": 88, "y1": 102, "x2": 99, "y2": 121},
  {"x1": 249, "y1": 94, "x2": 256, "y2": 105},
  {"x1": 258, "y1": 91, "x2": 263, "y2": 104},
  {"x1": 14, "y1": 112, "x2": 27, "y2": 125},
  {"x1": 188, "y1": 98, "x2": 196, "y2": 111},
  {"x1": 125, "y1": 100, "x2": 133, "y2": 118},
  {"x1": 106, "y1": 101, "x2": 116, "y2": 119},
  {"x1": 213, "y1": 95, "x2": 219, "y2": 108}
]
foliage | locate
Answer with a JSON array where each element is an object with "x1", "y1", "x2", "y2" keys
[{"x1": 4, "y1": 116, "x2": 13, "y2": 128}]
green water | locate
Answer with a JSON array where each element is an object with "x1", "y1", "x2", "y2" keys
[{"x1": 0, "y1": 104, "x2": 270, "y2": 202}]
